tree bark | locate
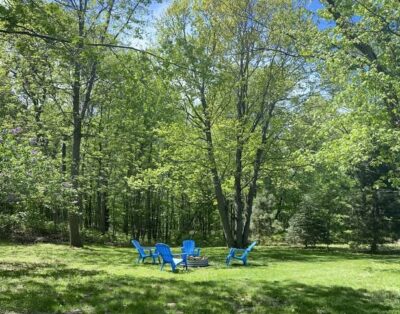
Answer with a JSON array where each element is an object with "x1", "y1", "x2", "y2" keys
[
  {"x1": 234, "y1": 141, "x2": 245, "y2": 247},
  {"x1": 234, "y1": 44, "x2": 249, "y2": 248},
  {"x1": 70, "y1": 57, "x2": 83, "y2": 247},
  {"x1": 200, "y1": 85, "x2": 235, "y2": 247},
  {"x1": 68, "y1": 0, "x2": 86, "y2": 247},
  {"x1": 242, "y1": 105, "x2": 275, "y2": 245}
]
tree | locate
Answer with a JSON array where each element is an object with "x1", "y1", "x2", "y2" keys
[
  {"x1": 313, "y1": 0, "x2": 400, "y2": 251},
  {"x1": 159, "y1": 0, "x2": 314, "y2": 247},
  {"x1": 0, "y1": 0, "x2": 155, "y2": 246},
  {"x1": 287, "y1": 206, "x2": 330, "y2": 248},
  {"x1": 320, "y1": 0, "x2": 400, "y2": 128}
]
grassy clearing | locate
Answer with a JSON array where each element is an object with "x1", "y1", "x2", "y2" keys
[{"x1": 0, "y1": 242, "x2": 400, "y2": 313}]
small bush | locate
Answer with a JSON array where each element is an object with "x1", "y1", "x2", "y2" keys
[
  {"x1": 286, "y1": 207, "x2": 330, "y2": 247},
  {"x1": 0, "y1": 213, "x2": 19, "y2": 240}
]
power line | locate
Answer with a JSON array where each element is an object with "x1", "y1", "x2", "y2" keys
[{"x1": 0, "y1": 28, "x2": 196, "y2": 73}]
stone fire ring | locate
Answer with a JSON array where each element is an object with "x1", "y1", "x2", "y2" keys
[{"x1": 186, "y1": 256, "x2": 209, "y2": 267}]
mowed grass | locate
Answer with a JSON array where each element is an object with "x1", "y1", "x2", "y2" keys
[{"x1": 1, "y1": 243, "x2": 400, "y2": 314}]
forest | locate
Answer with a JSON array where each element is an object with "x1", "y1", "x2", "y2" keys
[{"x1": 0, "y1": 0, "x2": 399, "y2": 253}]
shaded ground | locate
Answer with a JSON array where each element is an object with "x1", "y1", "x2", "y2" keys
[{"x1": 0, "y1": 243, "x2": 399, "y2": 313}]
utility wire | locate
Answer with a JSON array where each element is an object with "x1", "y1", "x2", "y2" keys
[{"x1": 0, "y1": 27, "x2": 196, "y2": 73}]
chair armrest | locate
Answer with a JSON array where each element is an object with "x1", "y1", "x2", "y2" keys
[
  {"x1": 173, "y1": 253, "x2": 187, "y2": 262},
  {"x1": 142, "y1": 246, "x2": 156, "y2": 253},
  {"x1": 232, "y1": 248, "x2": 246, "y2": 252},
  {"x1": 172, "y1": 253, "x2": 187, "y2": 257},
  {"x1": 228, "y1": 248, "x2": 244, "y2": 258}
]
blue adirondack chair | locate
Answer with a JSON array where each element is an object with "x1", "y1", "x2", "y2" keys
[
  {"x1": 131, "y1": 240, "x2": 159, "y2": 264},
  {"x1": 226, "y1": 241, "x2": 257, "y2": 266},
  {"x1": 155, "y1": 243, "x2": 188, "y2": 272},
  {"x1": 181, "y1": 240, "x2": 201, "y2": 257}
]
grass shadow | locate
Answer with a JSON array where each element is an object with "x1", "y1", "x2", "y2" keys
[
  {"x1": 253, "y1": 281, "x2": 395, "y2": 314},
  {"x1": 0, "y1": 261, "x2": 101, "y2": 279},
  {"x1": 0, "y1": 261, "x2": 396, "y2": 313},
  {"x1": 1, "y1": 243, "x2": 400, "y2": 313}
]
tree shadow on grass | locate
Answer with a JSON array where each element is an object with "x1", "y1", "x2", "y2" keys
[
  {"x1": 204, "y1": 246, "x2": 336, "y2": 264},
  {"x1": 0, "y1": 261, "x2": 398, "y2": 314},
  {"x1": 0, "y1": 261, "x2": 101, "y2": 279},
  {"x1": 0, "y1": 261, "x2": 53, "y2": 277},
  {"x1": 253, "y1": 281, "x2": 395, "y2": 314},
  {"x1": 51, "y1": 245, "x2": 137, "y2": 267},
  {"x1": 178, "y1": 246, "x2": 400, "y2": 270},
  {"x1": 245, "y1": 247, "x2": 400, "y2": 265},
  {"x1": 364, "y1": 266, "x2": 400, "y2": 275}
]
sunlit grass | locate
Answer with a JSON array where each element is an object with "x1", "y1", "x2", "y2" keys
[{"x1": 1, "y1": 242, "x2": 400, "y2": 313}]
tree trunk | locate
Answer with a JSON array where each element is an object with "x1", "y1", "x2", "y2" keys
[
  {"x1": 242, "y1": 107, "x2": 274, "y2": 245},
  {"x1": 61, "y1": 137, "x2": 67, "y2": 174},
  {"x1": 68, "y1": 1, "x2": 85, "y2": 247},
  {"x1": 70, "y1": 60, "x2": 83, "y2": 247},
  {"x1": 200, "y1": 85, "x2": 234, "y2": 247},
  {"x1": 234, "y1": 141, "x2": 245, "y2": 248},
  {"x1": 370, "y1": 190, "x2": 380, "y2": 253},
  {"x1": 97, "y1": 142, "x2": 109, "y2": 234}
]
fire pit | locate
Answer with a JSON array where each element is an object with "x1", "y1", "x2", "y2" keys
[{"x1": 187, "y1": 256, "x2": 209, "y2": 267}]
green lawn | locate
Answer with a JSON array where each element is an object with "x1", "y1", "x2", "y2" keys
[{"x1": 1, "y1": 243, "x2": 400, "y2": 313}]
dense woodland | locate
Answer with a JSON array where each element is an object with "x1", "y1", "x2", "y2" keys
[{"x1": 0, "y1": 0, "x2": 399, "y2": 252}]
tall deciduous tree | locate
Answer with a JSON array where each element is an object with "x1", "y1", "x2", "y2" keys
[
  {"x1": 314, "y1": 0, "x2": 400, "y2": 252},
  {"x1": 159, "y1": 0, "x2": 313, "y2": 247},
  {"x1": 0, "y1": 0, "x2": 155, "y2": 246}
]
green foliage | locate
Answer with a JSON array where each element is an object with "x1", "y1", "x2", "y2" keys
[
  {"x1": 251, "y1": 192, "x2": 285, "y2": 242},
  {"x1": 0, "y1": 214, "x2": 18, "y2": 240},
  {"x1": 287, "y1": 206, "x2": 330, "y2": 247},
  {"x1": 0, "y1": 0, "x2": 399, "y2": 250}
]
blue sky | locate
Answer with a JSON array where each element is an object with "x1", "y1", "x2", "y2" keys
[
  {"x1": 149, "y1": 0, "x2": 326, "y2": 12},
  {"x1": 308, "y1": 0, "x2": 324, "y2": 11},
  {"x1": 134, "y1": 0, "x2": 332, "y2": 48},
  {"x1": 148, "y1": 1, "x2": 171, "y2": 18},
  {"x1": 148, "y1": 0, "x2": 333, "y2": 29},
  {"x1": 306, "y1": 0, "x2": 335, "y2": 29}
]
